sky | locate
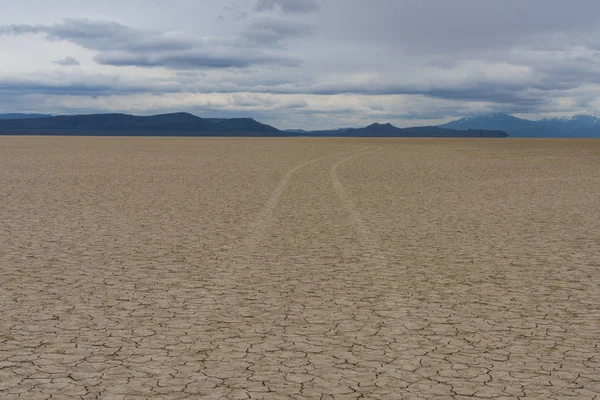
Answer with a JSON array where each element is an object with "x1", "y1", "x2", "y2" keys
[{"x1": 1, "y1": 0, "x2": 600, "y2": 129}]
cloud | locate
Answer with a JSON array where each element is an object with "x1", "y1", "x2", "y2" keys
[
  {"x1": 244, "y1": 17, "x2": 314, "y2": 45},
  {"x1": 53, "y1": 56, "x2": 80, "y2": 66},
  {"x1": 94, "y1": 50, "x2": 300, "y2": 69},
  {"x1": 2, "y1": 0, "x2": 600, "y2": 128},
  {"x1": 1, "y1": 20, "x2": 194, "y2": 52},
  {"x1": 255, "y1": 0, "x2": 320, "y2": 14},
  {"x1": 0, "y1": 18, "x2": 300, "y2": 69},
  {"x1": 0, "y1": 76, "x2": 145, "y2": 96},
  {"x1": 0, "y1": 19, "x2": 194, "y2": 66},
  {"x1": 0, "y1": 59, "x2": 553, "y2": 112},
  {"x1": 220, "y1": 5, "x2": 249, "y2": 20},
  {"x1": 317, "y1": 0, "x2": 600, "y2": 55}
]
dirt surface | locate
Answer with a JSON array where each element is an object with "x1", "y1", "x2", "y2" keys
[{"x1": 1, "y1": 137, "x2": 599, "y2": 399}]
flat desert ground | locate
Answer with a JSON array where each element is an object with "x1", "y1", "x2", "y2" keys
[{"x1": 1, "y1": 137, "x2": 599, "y2": 400}]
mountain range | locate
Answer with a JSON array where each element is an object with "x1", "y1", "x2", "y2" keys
[
  {"x1": 439, "y1": 113, "x2": 600, "y2": 137},
  {"x1": 0, "y1": 113, "x2": 507, "y2": 137},
  {"x1": 2, "y1": 111, "x2": 599, "y2": 137},
  {"x1": 300, "y1": 123, "x2": 506, "y2": 137}
]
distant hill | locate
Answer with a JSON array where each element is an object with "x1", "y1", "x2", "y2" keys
[
  {"x1": 304, "y1": 123, "x2": 507, "y2": 138},
  {"x1": 440, "y1": 113, "x2": 600, "y2": 137},
  {"x1": 0, "y1": 113, "x2": 53, "y2": 120},
  {"x1": 0, "y1": 112, "x2": 507, "y2": 138},
  {"x1": 286, "y1": 127, "x2": 354, "y2": 134},
  {"x1": 284, "y1": 129, "x2": 308, "y2": 133},
  {"x1": 0, "y1": 112, "x2": 280, "y2": 136}
]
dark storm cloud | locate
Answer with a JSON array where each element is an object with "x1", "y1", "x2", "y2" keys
[
  {"x1": 261, "y1": 81, "x2": 551, "y2": 113},
  {"x1": 423, "y1": 87, "x2": 549, "y2": 108},
  {"x1": 53, "y1": 56, "x2": 80, "y2": 66},
  {"x1": 254, "y1": 0, "x2": 320, "y2": 14},
  {"x1": 0, "y1": 18, "x2": 300, "y2": 69},
  {"x1": 0, "y1": 79, "x2": 142, "y2": 96},
  {"x1": 94, "y1": 50, "x2": 300, "y2": 69},
  {"x1": 0, "y1": 66, "x2": 579, "y2": 115},
  {"x1": 1, "y1": 19, "x2": 195, "y2": 52}
]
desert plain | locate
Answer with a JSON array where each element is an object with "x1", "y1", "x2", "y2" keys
[{"x1": 1, "y1": 137, "x2": 599, "y2": 399}]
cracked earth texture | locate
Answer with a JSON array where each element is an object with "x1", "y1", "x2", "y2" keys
[{"x1": 1, "y1": 137, "x2": 599, "y2": 400}]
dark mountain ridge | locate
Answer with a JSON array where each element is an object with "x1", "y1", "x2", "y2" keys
[
  {"x1": 0, "y1": 113, "x2": 53, "y2": 119},
  {"x1": 304, "y1": 123, "x2": 507, "y2": 137},
  {"x1": 0, "y1": 112, "x2": 507, "y2": 137},
  {"x1": 0, "y1": 112, "x2": 279, "y2": 136}
]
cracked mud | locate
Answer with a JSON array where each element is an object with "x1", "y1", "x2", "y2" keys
[{"x1": 1, "y1": 137, "x2": 599, "y2": 399}]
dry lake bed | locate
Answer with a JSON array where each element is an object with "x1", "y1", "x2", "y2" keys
[{"x1": 1, "y1": 137, "x2": 599, "y2": 399}]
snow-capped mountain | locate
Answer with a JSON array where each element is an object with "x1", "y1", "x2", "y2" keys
[
  {"x1": 440, "y1": 113, "x2": 600, "y2": 137},
  {"x1": 536, "y1": 115, "x2": 600, "y2": 137},
  {"x1": 542, "y1": 115, "x2": 600, "y2": 123},
  {"x1": 439, "y1": 113, "x2": 548, "y2": 137},
  {"x1": 541, "y1": 114, "x2": 600, "y2": 128}
]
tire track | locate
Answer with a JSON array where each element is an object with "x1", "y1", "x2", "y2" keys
[
  {"x1": 205, "y1": 146, "x2": 367, "y2": 325},
  {"x1": 241, "y1": 147, "x2": 360, "y2": 253},
  {"x1": 330, "y1": 147, "x2": 386, "y2": 261}
]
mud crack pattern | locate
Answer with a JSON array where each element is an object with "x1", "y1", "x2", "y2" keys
[{"x1": 1, "y1": 137, "x2": 599, "y2": 399}]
